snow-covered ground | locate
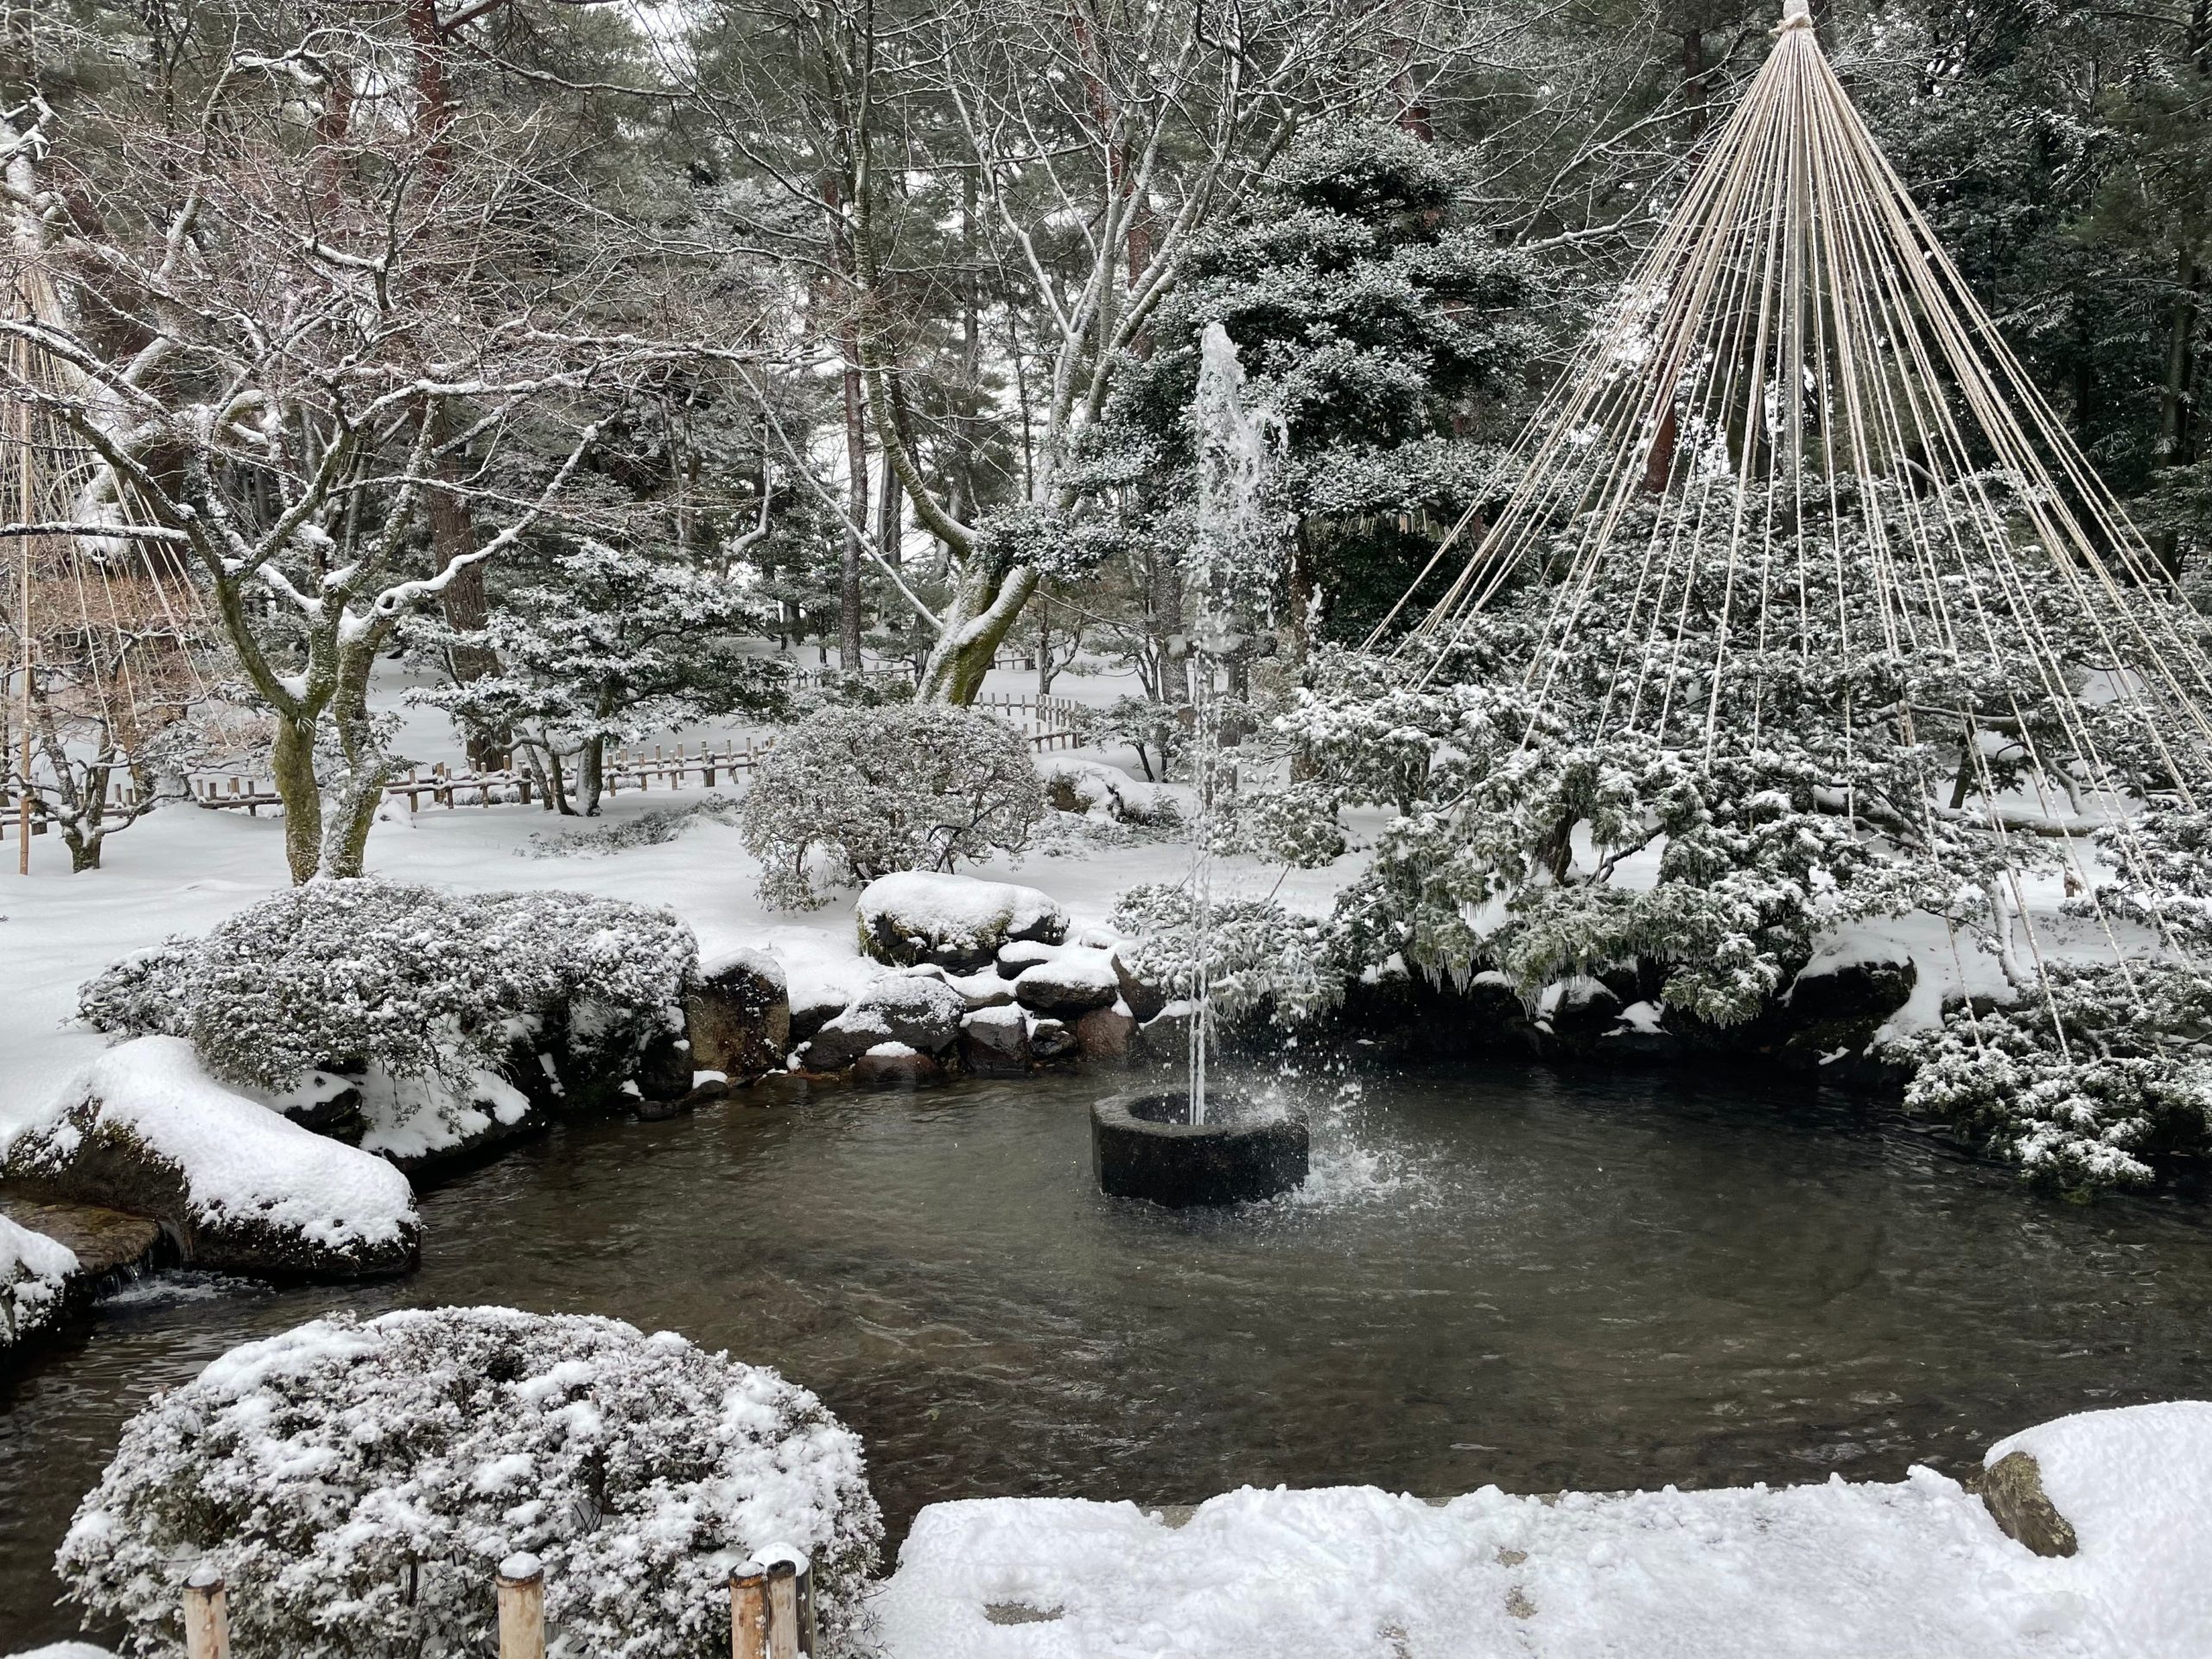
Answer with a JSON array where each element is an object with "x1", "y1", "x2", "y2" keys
[{"x1": 875, "y1": 1403, "x2": 2212, "y2": 1659}]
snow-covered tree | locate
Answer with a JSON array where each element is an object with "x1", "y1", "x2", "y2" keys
[
  {"x1": 1103, "y1": 118, "x2": 1549, "y2": 652},
  {"x1": 0, "y1": 23, "x2": 754, "y2": 881},
  {"x1": 414, "y1": 541, "x2": 789, "y2": 816},
  {"x1": 60, "y1": 1306, "x2": 882, "y2": 1659}
]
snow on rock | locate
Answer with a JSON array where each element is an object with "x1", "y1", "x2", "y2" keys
[
  {"x1": 879, "y1": 1422, "x2": 2212, "y2": 1659},
  {"x1": 1988, "y1": 1402, "x2": 2212, "y2": 1656},
  {"x1": 856, "y1": 872, "x2": 1069, "y2": 974},
  {"x1": 1039, "y1": 758, "x2": 1174, "y2": 825},
  {"x1": 4, "y1": 1037, "x2": 420, "y2": 1280},
  {"x1": 354, "y1": 1062, "x2": 535, "y2": 1168},
  {"x1": 7, "y1": 1645, "x2": 116, "y2": 1659},
  {"x1": 1012, "y1": 952, "x2": 1122, "y2": 1018},
  {"x1": 0, "y1": 1211, "x2": 78, "y2": 1351},
  {"x1": 799, "y1": 976, "x2": 967, "y2": 1071},
  {"x1": 687, "y1": 947, "x2": 791, "y2": 1080},
  {"x1": 58, "y1": 1306, "x2": 882, "y2": 1659}
]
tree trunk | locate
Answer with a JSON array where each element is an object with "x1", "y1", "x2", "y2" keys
[
  {"x1": 579, "y1": 734, "x2": 606, "y2": 817},
  {"x1": 918, "y1": 565, "x2": 1038, "y2": 703},
  {"x1": 2156, "y1": 245, "x2": 2202, "y2": 575},
  {"x1": 270, "y1": 715, "x2": 325, "y2": 885}
]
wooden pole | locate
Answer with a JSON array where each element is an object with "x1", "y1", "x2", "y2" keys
[
  {"x1": 497, "y1": 1553, "x2": 546, "y2": 1659},
  {"x1": 730, "y1": 1562, "x2": 769, "y2": 1659},
  {"x1": 182, "y1": 1566, "x2": 229, "y2": 1659},
  {"x1": 766, "y1": 1560, "x2": 799, "y2": 1659}
]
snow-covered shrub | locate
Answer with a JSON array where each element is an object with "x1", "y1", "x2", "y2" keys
[
  {"x1": 521, "y1": 795, "x2": 741, "y2": 859},
  {"x1": 78, "y1": 881, "x2": 696, "y2": 1097},
  {"x1": 59, "y1": 1306, "x2": 882, "y2": 1659},
  {"x1": 741, "y1": 704, "x2": 1046, "y2": 908},
  {"x1": 1886, "y1": 963, "x2": 2212, "y2": 1193},
  {"x1": 1111, "y1": 883, "x2": 1345, "y2": 1027}
]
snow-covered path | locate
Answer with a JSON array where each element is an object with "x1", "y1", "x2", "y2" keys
[{"x1": 874, "y1": 1404, "x2": 2212, "y2": 1659}]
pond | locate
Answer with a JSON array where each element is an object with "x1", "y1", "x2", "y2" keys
[{"x1": 4, "y1": 1061, "x2": 2210, "y2": 1649}]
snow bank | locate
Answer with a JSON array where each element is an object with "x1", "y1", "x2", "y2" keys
[
  {"x1": 880, "y1": 1403, "x2": 2212, "y2": 1658},
  {"x1": 1989, "y1": 1402, "x2": 2212, "y2": 1656},
  {"x1": 0, "y1": 1212, "x2": 79, "y2": 1349},
  {"x1": 7, "y1": 1037, "x2": 419, "y2": 1279}
]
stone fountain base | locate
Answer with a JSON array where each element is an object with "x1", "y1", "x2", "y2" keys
[{"x1": 1091, "y1": 1091, "x2": 1308, "y2": 1208}]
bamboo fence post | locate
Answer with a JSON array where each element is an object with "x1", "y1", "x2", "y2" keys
[
  {"x1": 766, "y1": 1560, "x2": 799, "y2": 1659},
  {"x1": 497, "y1": 1553, "x2": 546, "y2": 1659},
  {"x1": 181, "y1": 1566, "x2": 228, "y2": 1659},
  {"x1": 730, "y1": 1562, "x2": 769, "y2": 1659}
]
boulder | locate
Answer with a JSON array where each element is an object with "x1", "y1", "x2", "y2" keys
[
  {"x1": 687, "y1": 948, "x2": 791, "y2": 1081},
  {"x1": 960, "y1": 1005, "x2": 1033, "y2": 1076},
  {"x1": 1110, "y1": 948, "x2": 1168, "y2": 1024},
  {"x1": 1, "y1": 1211, "x2": 78, "y2": 1352},
  {"x1": 1140, "y1": 1001, "x2": 1196, "y2": 1062},
  {"x1": 789, "y1": 982, "x2": 851, "y2": 1045},
  {"x1": 1535, "y1": 976, "x2": 1621, "y2": 1046},
  {"x1": 1971, "y1": 1449, "x2": 2079, "y2": 1559},
  {"x1": 4, "y1": 1037, "x2": 421, "y2": 1280},
  {"x1": 855, "y1": 872, "x2": 1069, "y2": 973},
  {"x1": 1027, "y1": 1017, "x2": 1078, "y2": 1061},
  {"x1": 1075, "y1": 1002, "x2": 1138, "y2": 1064},
  {"x1": 799, "y1": 975, "x2": 966, "y2": 1071},
  {"x1": 854, "y1": 1042, "x2": 944, "y2": 1090},
  {"x1": 948, "y1": 969, "x2": 1016, "y2": 1010},
  {"x1": 995, "y1": 939, "x2": 1064, "y2": 979},
  {"x1": 634, "y1": 1028, "x2": 694, "y2": 1102},
  {"x1": 1014, "y1": 952, "x2": 1121, "y2": 1018},
  {"x1": 1039, "y1": 758, "x2": 1173, "y2": 824}
]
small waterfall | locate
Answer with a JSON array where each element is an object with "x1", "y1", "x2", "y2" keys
[{"x1": 1185, "y1": 323, "x2": 1285, "y2": 1123}]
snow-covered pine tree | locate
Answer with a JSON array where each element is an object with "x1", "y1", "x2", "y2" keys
[
  {"x1": 1099, "y1": 118, "x2": 1550, "y2": 652},
  {"x1": 414, "y1": 541, "x2": 789, "y2": 816}
]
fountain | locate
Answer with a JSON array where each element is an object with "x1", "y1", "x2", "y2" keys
[{"x1": 1092, "y1": 323, "x2": 1310, "y2": 1207}]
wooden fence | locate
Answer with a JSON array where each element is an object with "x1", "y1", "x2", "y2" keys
[{"x1": 4, "y1": 695, "x2": 1091, "y2": 824}]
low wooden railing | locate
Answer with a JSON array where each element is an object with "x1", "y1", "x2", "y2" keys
[
  {"x1": 176, "y1": 1551, "x2": 818, "y2": 1659},
  {"x1": 172, "y1": 696, "x2": 1090, "y2": 817}
]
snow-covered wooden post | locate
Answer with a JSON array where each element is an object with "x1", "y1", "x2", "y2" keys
[
  {"x1": 181, "y1": 1566, "x2": 228, "y2": 1659},
  {"x1": 497, "y1": 1553, "x2": 545, "y2": 1659},
  {"x1": 766, "y1": 1559, "x2": 800, "y2": 1659},
  {"x1": 730, "y1": 1561, "x2": 769, "y2": 1659}
]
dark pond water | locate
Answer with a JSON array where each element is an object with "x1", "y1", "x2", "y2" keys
[{"x1": 5, "y1": 1061, "x2": 2211, "y2": 1648}]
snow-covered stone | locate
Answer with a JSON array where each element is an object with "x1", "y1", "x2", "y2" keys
[
  {"x1": 686, "y1": 946, "x2": 791, "y2": 1081},
  {"x1": 855, "y1": 1042, "x2": 944, "y2": 1090},
  {"x1": 947, "y1": 969, "x2": 1016, "y2": 1011},
  {"x1": 1039, "y1": 758, "x2": 1174, "y2": 825},
  {"x1": 1074, "y1": 1002, "x2": 1138, "y2": 1063},
  {"x1": 4, "y1": 1037, "x2": 421, "y2": 1280},
  {"x1": 800, "y1": 975, "x2": 967, "y2": 1071},
  {"x1": 855, "y1": 872, "x2": 1068, "y2": 974},
  {"x1": 0, "y1": 1211, "x2": 77, "y2": 1351},
  {"x1": 58, "y1": 1306, "x2": 881, "y2": 1659},
  {"x1": 959, "y1": 1004, "x2": 1033, "y2": 1076},
  {"x1": 1013, "y1": 952, "x2": 1122, "y2": 1018},
  {"x1": 1110, "y1": 946, "x2": 1168, "y2": 1023},
  {"x1": 1027, "y1": 1017, "x2": 1077, "y2": 1061},
  {"x1": 995, "y1": 939, "x2": 1065, "y2": 979}
]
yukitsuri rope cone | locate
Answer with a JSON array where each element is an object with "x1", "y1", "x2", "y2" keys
[{"x1": 1365, "y1": 1, "x2": 2212, "y2": 1083}]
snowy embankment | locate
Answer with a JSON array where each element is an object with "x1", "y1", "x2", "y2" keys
[{"x1": 877, "y1": 1402, "x2": 2212, "y2": 1659}]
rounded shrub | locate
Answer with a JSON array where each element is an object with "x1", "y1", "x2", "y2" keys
[
  {"x1": 740, "y1": 703, "x2": 1046, "y2": 907},
  {"x1": 59, "y1": 1306, "x2": 883, "y2": 1658}
]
